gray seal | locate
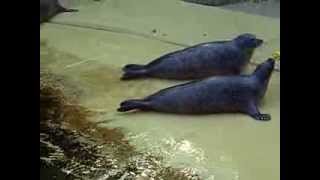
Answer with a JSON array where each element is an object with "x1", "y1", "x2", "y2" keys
[
  {"x1": 40, "y1": 0, "x2": 78, "y2": 24},
  {"x1": 118, "y1": 58, "x2": 275, "y2": 121},
  {"x1": 121, "y1": 33, "x2": 263, "y2": 80}
]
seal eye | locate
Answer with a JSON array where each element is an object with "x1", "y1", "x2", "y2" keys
[
  {"x1": 249, "y1": 38, "x2": 255, "y2": 42},
  {"x1": 248, "y1": 38, "x2": 258, "y2": 46}
]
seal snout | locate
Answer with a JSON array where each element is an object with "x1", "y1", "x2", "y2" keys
[
  {"x1": 266, "y1": 58, "x2": 276, "y2": 67},
  {"x1": 256, "y1": 39, "x2": 264, "y2": 47},
  {"x1": 253, "y1": 58, "x2": 275, "y2": 78},
  {"x1": 234, "y1": 33, "x2": 264, "y2": 48},
  {"x1": 259, "y1": 58, "x2": 275, "y2": 72}
]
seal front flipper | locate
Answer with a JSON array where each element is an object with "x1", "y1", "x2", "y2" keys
[
  {"x1": 251, "y1": 114, "x2": 271, "y2": 121},
  {"x1": 245, "y1": 102, "x2": 271, "y2": 121}
]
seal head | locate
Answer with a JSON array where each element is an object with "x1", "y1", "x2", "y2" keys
[
  {"x1": 253, "y1": 58, "x2": 275, "y2": 82},
  {"x1": 233, "y1": 33, "x2": 263, "y2": 49}
]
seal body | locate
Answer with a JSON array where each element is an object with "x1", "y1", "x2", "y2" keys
[
  {"x1": 40, "y1": 0, "x2": 78, "y2": 24},
  {"x1": 118, "y1": 58, "x2": 275, "y2": 121},
  {"x1": 121, "y1": 34, "x2": 263, "y2": 80}
]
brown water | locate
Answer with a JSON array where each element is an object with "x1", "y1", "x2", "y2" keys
[{"x1": 41, "y1": 0, "x2": 279, "y2": 179}]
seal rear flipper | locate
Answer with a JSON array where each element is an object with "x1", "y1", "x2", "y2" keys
[
  {"x1": 57, "y1": 4, "x2": 79, "y2": 13},
  {"x1": 61, "y1": 8, "x2": 79, "y2": 12},
  {"x1": 117, "y1": 100, "x2": 150, "y2": 112},
  {"x1": 121, "y1": 69, "x2": 148, "y2": 80},
  {"x1": 122, "y1": 64, "x2": 146, "y2": 71}
]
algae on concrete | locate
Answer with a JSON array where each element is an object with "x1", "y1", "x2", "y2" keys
[{"x1": 40, "y1": 71, "x2": 201, "y2": 180}]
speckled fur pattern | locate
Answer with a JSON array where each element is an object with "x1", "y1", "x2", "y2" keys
[
  {"x1": 118, "y1": 59, "x2": 275, "y2": 121},
  {"x1": 121, "y1": 34, "x2": 263, "y2": 80}
]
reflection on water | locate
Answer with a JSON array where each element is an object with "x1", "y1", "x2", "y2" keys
[{"x1": 127, "y1": 132, "x2": 239, "y2": 180}]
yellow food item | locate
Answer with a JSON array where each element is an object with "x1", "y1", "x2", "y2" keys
[{"x1": 271, "y1": 51, "x2": 280, "y2": 61}]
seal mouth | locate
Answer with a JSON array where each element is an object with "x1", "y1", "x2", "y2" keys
[
  {"x1": 253, "y1": 58, "x2": 275, "y2": 78},
  {"x1": 265, "y1": 58, "x2": 276, "y2": 69},
  {"x1": 256, "y1": 39, "x2": 263, "y2": 47},
  {"x1": 267, "y1": 58, "x2": 275, "y2": 64}
]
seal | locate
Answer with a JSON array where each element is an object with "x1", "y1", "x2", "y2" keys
[
  {"x1": 121, "y1": 33, "x2": 263, "y2": 80},
  {"x1": 118, "y1": 58, "x2": 275, "y2": 121},
  {"x1": 40, "y1": 0, "x2": 78, "y2": 24}
]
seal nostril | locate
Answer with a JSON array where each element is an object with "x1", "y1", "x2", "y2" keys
[
  {"x1": 267, "y1": 59, "x2": 276, "y2": 67},
  {"x1": 255, "y1": 39, "x2": 263, "y2": 47}
]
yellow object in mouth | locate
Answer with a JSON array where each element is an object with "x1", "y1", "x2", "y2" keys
[{"x1": 271, "y1": 51, "x2": 280, "y2": 62}]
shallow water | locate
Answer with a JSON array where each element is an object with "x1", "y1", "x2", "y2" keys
[{"x1": 41, "y1": 0, "x2": 279, "y2": 179}]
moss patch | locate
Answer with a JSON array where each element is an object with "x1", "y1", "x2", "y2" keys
[{"x1": 40, "y1": 71, "x2": 200, "y2": 180}]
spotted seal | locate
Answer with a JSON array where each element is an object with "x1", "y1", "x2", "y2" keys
[
  {"x1": 121, "y1": 33, "x2": 263, "y2": 80},
  {"x1": 118, "y1": 58, "x2": 275, "y2": 121}
]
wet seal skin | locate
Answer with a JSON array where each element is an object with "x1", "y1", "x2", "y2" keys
[
  {"x1": 40, "y1": 0, "x2": 78, "y2": 24},
  {"x1": 182, "y1": 0, "x2": 246, "y2": 6},
  {"x1": 118, "y1": 58, "x2": 275, "y2": 121},
  {"x1": 121, "y1": 33, "x2": 263, "y2": 80}
]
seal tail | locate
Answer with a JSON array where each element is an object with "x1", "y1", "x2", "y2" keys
[
  {"x1": 117, "y1": 99, "x2": 150, "y2": 112},
  {"x1": 122, "y1": 64, "x2": 146, "y2": 71},
  {"x1": 121, "y1": 64, "x2": 148, "y2": 80},
  {"x1": 57, "y1": 5, "x2": 79, "y2": 13},
  {"x1": 62, "y1": 8, "x2": 79, "y2": 12}
]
